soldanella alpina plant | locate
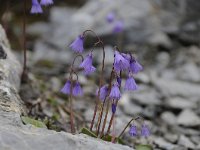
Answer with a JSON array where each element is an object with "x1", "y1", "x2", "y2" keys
[{"x1": 60, "y1": 30, "x2": 150, "y2": 144}]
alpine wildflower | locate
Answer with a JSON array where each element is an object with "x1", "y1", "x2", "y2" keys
[
  {"x1": 124, "y1": 76, "x2": 138, "y2": 91},
  {"x1": 40, "y1": 0, "x2": 54, "y2": 6},
  {"x1": 70, "y1": 35, "x2": 84, "y2": 53},
  {"x1": 31, "y1": 0, "x2": 43, "y2": 14},
  {"x1": 117, "y1": 76, "x2": 122, "y2": 87},
  {"x1": 106, "y1": 12, "x2": 115, "y2": 23},
  {"x1": 111, "y1": 103, "x2": 117, "y2": 113},
  {"x1": 72, "y1": 81, "x2": 83, "y2": 97},
  {"x1": 130, "y1": 59, "x2": 143, "y2": 74},
  {"x1": 61, "y1": 80, "x2": 71, "y2": 95},
  {"x1": 141, "y1": 124, "x2": 150, "y2": 137},
  {"x1": 109, "y1": 83, "x2": 121, "y2": 100},
  {"x1": 113, "y1": 20, "x2": 124, "y2": 33},
  {"x1": 114, "y1": 51, "x2": 130, "y2": 72},
  {"x1": 96, "y1": 85, "x2": 109, "y2": 101},
  {"x1": 129, "y1": 125, "x2": 137, "y2": 137},
  {"x1": 79, "y1": 53, "x2": 96, "y2": 75}
]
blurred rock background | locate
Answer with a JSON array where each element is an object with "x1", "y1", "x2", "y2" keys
[{"x1": 0, "y1": 0, "x2": 200, "y2": 149}]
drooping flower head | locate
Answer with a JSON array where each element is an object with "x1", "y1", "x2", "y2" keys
[
  {"x1": 96, "y1": 85, "x2": 109, "y2": 101},
  {"x1": 61, "y1": 80, "x2": 71, "y2": 95},
  {"x1": 141, "y1": 124, "x2": 150, "y2": 137},
  {"x1": 114, "y1": 51, "x2": 130, "y2": 72},
  {"x1": 117, "y1": 76, "x2": 121, "y2": 87},
  {"x1": 40, "y1": 0, "x2": 54, "y2": 6},
  {"x1": 129, "y1": 125, "x2": 137, "y2": 137},
  {"x1": 79, "y1": 53, "x2": 96, "y2": 75},
  {"x1": 70, "y1": 35, "x2": 84, "y2": 53},
  {"x1": 72, "y1": 81, "x2": 83, "y2": 97},
  {"x1": 112, "y1": 103, "x2": 117, "y2": 113},
  {"x1": 113, "y1": 20, "x2": 124, "y2": 33},
  {"x1": 130, "y1": 59, "x2": 143, "y2": 74},
  {"x1": 124, "y1": 76, "x2": 138, "y2": 91},
  {"x1": 31, "y1": 0, "x2": 43, "y2": 14},
  {"x1": 106, "y1": 12, "x2": 115, "y2": 23},
  {"x1": 109, "y1": 83, "x2": 121, "y2": 100}
]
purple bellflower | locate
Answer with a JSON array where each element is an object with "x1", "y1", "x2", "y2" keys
[
  {"x1": 112, "y1": 103, "x2": 117, "y2": 113},
  {"x1": 117, "y1": 76, "x2": 122, "y2": 87},
  {"x1": 70, "y1": 35, "x2": 84, "y2": 53},
  {"x1": 114, "y1": 51, "x2": 130, "y2": 72},
  {"x1": 106, "y1": 12, "x2": 115, "y2": 23},
  {"x1": 109, "y1": 83, "x2": 121, "y2": 100},
  {"x1": 129, "y1": 125, "x2": 137, "y2": 137},
  {"x1": 72, "y1": 82, "x2": 83, "y2": 97},
  {"x1": 79, "y1": 53, "x2": 96, "y2": 75},
  {"x1": 61, "y1": 80, "x2": 71, "y2": 95},
  {"x1": 31, "y1": 0, "x2": 43, "y2": 14},
  {"x1": 141, "y1": 124, "x2": 150, "y2": 137},
  {"x1": 40, "y1": 0, "x2": 54, "y2": 6},
  {"x1": 124, "y1": 76, "x2": 138, "y2": 91},
  {"x1": 113, "y1": 20, "x2": 124, "y2": 33},
  {"x1": 130, "y1": 59, "x2": 143, "y2": 74},
  {"x1": 96, "y1": 85, "x2": 109, "y2": 101}
]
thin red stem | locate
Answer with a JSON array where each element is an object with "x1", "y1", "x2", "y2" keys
[
  {"x1": 83, "y1": 30, "x2": 106, "y2": 132},
  {"x1": 21, "y1": 0, "x2": 27, "y2": 80}
]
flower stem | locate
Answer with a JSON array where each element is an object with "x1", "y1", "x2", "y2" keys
[
  {"x1": 117, "y1": 116, "x2": 140, "y2": 139},
  {"x1": 106, "y1": 95, "x2": 119, "y2": 135},
  {"x1": 83, "y1": 30, "x2": 106, "y2": 132},
  {"x1": 100, "y1": 100, "x2": 110, "y2": 137},
  {"x1": 21, "y1": 0, "x2": 27, "y2": 82},
  {"x1": 69, "y1": 76, "x2": 75, "y2": 134}
]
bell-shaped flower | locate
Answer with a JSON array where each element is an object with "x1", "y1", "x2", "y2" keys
[
  {"x1": 72, "y1": 82, "x2": 83, "y2": 97},
  {"x1": 124, "y1": 76, "x2": 138, "y2": 91},
  {"x1": 141, "y1": 124, "x2": 150, "y2": 137},
  {"x1": 60, "y1": 80, "x2": 71, "y2": 95},
  {"x1": 129, "y1": 125, "x2": 137, "y2": 137},
  {"x1": 79, "y1": 53, "x2": 96, "y2": 75},
  {"x1": 31, "y1": 0, "x2": 43, "y2": 14},
  {"x1": 109, "y1": 83, "x2": 121, "y2": 100},
  {"x1": 40, "y1": 0, "x2": 54, "y2": 6},
  {"x1": 114, "y1": 51, "x2": 130, "y2": 72},
  {"x1": 70, "y1": 35, "x2": 84, "y2": 53},
  {"x1": 96, "y1": 85, "x2": 109, "y2": 101}
]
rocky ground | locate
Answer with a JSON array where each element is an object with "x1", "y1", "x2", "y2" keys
[{"x1": 1, "y1": 0, "x2": 200, "y2": 149}]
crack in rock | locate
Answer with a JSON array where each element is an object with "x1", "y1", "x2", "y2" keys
[{"x1": 0, "y1": 45, "x2": 7, "y2": 59}]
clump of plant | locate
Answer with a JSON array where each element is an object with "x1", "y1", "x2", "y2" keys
[{"x1": 60, "y1": 30, "x2": 151, "y2": 148}]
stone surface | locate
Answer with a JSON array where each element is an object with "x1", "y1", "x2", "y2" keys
[
  {"x1": 152, "y1": 77, "x2": 200, "y2": 99},
  {"x1": 166, "y1": 97, "x2": 196, "y2": 109},
  {"x1": 161, "y1": 111, "x2": 177, "y2": 125},
  {"x1": 178, "y1": 135, "x2": 196, "y2": 149},
  {"x1": 177, "y1": 109, "x2": 200, "y2": 127}
]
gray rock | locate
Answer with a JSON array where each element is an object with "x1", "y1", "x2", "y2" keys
[
  {"x1": 178, "y1": 135, "x2": 196, "y2": 149},
  {"x1": 153, "y1": 137, "x2": 179, "y2": 150},
  {"x1": 161, "y1": 111, "x2": 177, "y2": 125},
  {"x1": 119, "y1": 93, "x2": 143, "y2": 115},
  {"x1": 177, "y1": 109, "x2": 200, "y2": 127},
  {"x1": 176, "y1": 62, "x2": 200, "y2": 82},
  {"x1": 166, "y1": 97, "x2": 196, "y2": 109},
  {"x1": 152, "y1": 77, "x2": 200, "y2": 99},
  {"x1": 131, "y1": 89, "x2": 161, "y2": 106},
  {"x1": 164, "y1": 134, "x2": 178, "y2": 143},
  {"x1": 32, "y1": 41, "x2": 73, "y2": 64}
]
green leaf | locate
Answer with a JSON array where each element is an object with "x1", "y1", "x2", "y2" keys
[
  {"x1": 136, "y1": 144, "x2": 153, "y2": 150},
  {"x1": 80, "y1": 127, "x2": 97, "y2": 138},
  {"x1": 102, "y1": 135, "x2": 125, "y2": 145},
  {"x1": 21, "y1": 116, "x2": 47, "y2": 128}
]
